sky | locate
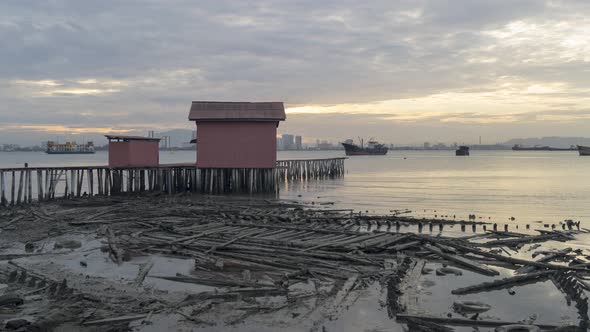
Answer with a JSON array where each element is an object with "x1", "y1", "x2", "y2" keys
[{"x1": 1, "y1": 0, "x2": 589, "y2": 146}]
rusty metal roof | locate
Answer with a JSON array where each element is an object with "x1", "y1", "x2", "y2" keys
[
  {"x1": 105, "y1": 135, "x2": 161, "y2": 142},
  {"x1": 188, "y1": 101, "x2": 286, "y2": 122}
]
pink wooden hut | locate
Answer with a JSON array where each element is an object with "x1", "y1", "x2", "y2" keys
[
  {"x1": 188, "y1": 101, "x2": 286, "y2": 168},
  {"x1": 105, "y1": 135, "x2": 161, "y2": 168}
]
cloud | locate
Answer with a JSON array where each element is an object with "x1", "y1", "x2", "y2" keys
[{"x1": 0, "y1": 0, "x2": 590, "y2": 145}]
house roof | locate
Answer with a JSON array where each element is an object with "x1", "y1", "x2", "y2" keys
[
  {"x1": 105, "y1": 135, "x2": 161, "y2": 142},
  {"x1": 188, "y1": 101, "x2": 286, "y2": 122}
]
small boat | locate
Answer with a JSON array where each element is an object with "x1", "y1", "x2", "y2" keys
[
  {"x1": 455, "y1": 146, "x2": 469, "y2": 156},
  {"x1": 577, "y1": 145, "x2": 590, "y2": 156},
  {"x1": 341, "y1": 138, "x2": 388, "y2": 156}
]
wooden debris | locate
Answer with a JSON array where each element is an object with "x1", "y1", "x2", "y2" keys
[
  {"x1": 134, "y1": 261, "x2": 154, "y2": 287},
  {"x1": 106, "y1": 227, "x2": 124, "y2": 265}
]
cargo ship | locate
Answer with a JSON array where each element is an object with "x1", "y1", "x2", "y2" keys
[
  {"x1": 341, "y1": 138, "x2": 388, "y2": 156},
  {"x1": 46, "y1": 141, "x2": 95, "y2": 154},
  {"x1": 512, "y1": 144, "x2": 577, "y2": 151},
  {"x1": 577, "y1": 145, "x2": 590, "y2": 156}
]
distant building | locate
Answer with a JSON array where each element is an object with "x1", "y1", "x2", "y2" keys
[
  {"x1": 276, "y1": 137, "x2": 283, "y2": 150},
  {"x1": 423, "y1": 142, "x2": 430, "y2": 150},
  {"x1": 188, "y1": 101, "x2": 286, "y2": 168},
  {"x1": 295, "y1": 136, "x2": 302, "y2": 150},
  {"x1": 317, "y1": 140, "x2": 335, "y2": 150},
  {"x1": 282, "y1": 134, "x2": 294, "y2": 150},
  {"x1": 0, "y1": 144, "x2": 20, "y2": 152}
]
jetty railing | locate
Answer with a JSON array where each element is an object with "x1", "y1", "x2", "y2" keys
[{"x1": 0, "y1": 157, "x2": 346, "y2": 207}]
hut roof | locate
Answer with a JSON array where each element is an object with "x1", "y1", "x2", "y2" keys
[
  {"x1": 105, "y1": 135, "x2": 161, "y2": 142},
  {"x1": 188, "y1": 101, "x2": 286, "y2": 122}
]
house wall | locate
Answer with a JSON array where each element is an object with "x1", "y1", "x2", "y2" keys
[
  {"x1": 196, "y1": 122, "x2": 277, "y2": 168},
  {"x1": 108, "y1": 141, "x2": 160, "y2": 167}
]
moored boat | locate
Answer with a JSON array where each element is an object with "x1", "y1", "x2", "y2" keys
[
  {"x1": 577, "y1": 145, "x2": 590, "y2": 156},
  {"x1": 455, "y1": 146, "x2": 469, "y2": 156}
]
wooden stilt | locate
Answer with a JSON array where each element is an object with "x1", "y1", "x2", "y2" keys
[
  {"x1": 11, "y1": 171, "x2": 15, "y2": 205},
  {"x1": 16, "y1": 171, "x2": 24, "y2": 205}
]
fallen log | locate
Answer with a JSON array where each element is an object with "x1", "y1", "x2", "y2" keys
[
  {"x1": 83, "y1": 314, "x2": 148, "y2": 326},
  {"x1": 152, "y1": 274, "x2": 271, "y2": 288},
  {"x1": 396, "y1": 314, "x2": 558, "y2": 329},
  {"x1": 444, "y1": 242, "x2": 589, "y2": 272},
  {"x1": 481, "y1": 233, "x2": 567, "y2": 247},
  {"x1": 403, "y1": 316, "x2": 454, "y2": 332},
  {"x1": 0, "y1": 215, "x2": 24, "y2": 229},
  {"x1": 424, "y1": 244, "x2": 499, "y2": 276},
  {"x1": 451, "y1": 270, "x2": 554, "y2": 295},
  {"x1": 516, "y1": 248, "x2": 572, "y2": 274},
  {"x1": 204, "y1": 229, "x2": 263, "y2": 254},
  {"x1": 300, "y1": 233, "x2": 384, "y2": 252}
]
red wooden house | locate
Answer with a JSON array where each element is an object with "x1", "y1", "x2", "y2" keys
[
  {"x1": 188, "y1": 101, "x2": 286, "y2": 169},
  {"x1": 105, "y1": 135, "x2": 161, "y2": 168}
]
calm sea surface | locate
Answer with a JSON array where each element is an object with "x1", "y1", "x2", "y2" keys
[{"x1": 1, "y1": 150, "x2": 589, "y2": 225}]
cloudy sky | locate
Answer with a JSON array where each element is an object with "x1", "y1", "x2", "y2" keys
[{"x1": 1, "y1": 0, "x2": 589, "y2": 146}]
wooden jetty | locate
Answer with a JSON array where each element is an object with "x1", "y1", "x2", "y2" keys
[
  {"x1": 0, "y1": 158, "x2": 346, "y2": 207},
  {"x1": 276, "y1": 157, "x2": 345, "y2": 181}
]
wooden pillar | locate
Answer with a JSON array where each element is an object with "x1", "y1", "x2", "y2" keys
[
  {"x1": 37, "y1": 170, "x2": 43, "y2": 202},
  {"x1": 77, "y1": 169, "x2": 84, "y2": 197},
  {"x1": 16, "y1": 170, "x2": 24, "y2": 205},
  {"x1": 44, "y1": 170, "x2": 50, "y2": 200},
  {"x1": 64, "y1": 170, "x2": 69, "y2": 198},
  {"x1": 105, "y1": 169, "x2": 111, "y2": 195},
  {"x1": 0, "y1": 171, "x2": 5, "y2": 206},
  {"x1": 68, "y1": 170, "x2": 74, "y2": 197},
  {"x1": 10, "y1": 171, "x2": 15, "y2": 205},
  {"x1": 97, "y1": 169, "x2": 103, "y2": 195},
  {"x1": 88, "y1": 169, "x2": 93, "y2": 196}
]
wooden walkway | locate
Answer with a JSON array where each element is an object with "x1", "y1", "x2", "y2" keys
[{"x1": 0, "y1": 158, "x2": 346, "y2": 207}]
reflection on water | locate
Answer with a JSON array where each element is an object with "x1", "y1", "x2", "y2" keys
[{"x1": 1, "y1": 150, "x2": 589, "y2": 224}]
